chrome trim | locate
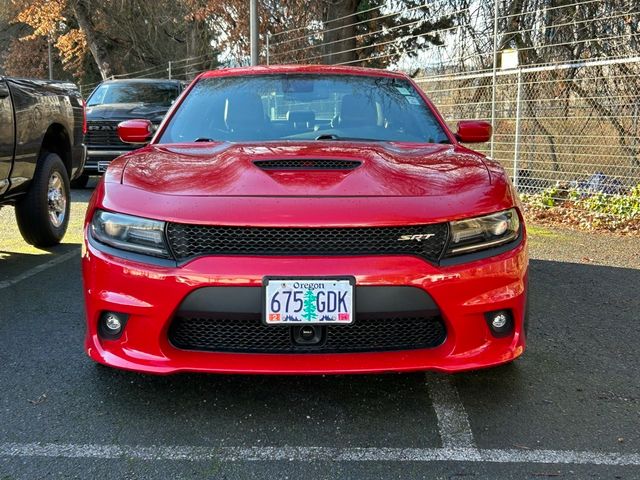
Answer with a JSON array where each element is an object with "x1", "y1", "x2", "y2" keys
[
  {"x1": 87, "y1": 150, "x2": 129, "y2": 156},
  {"x1": 448, "y1": 232, "x2": 519, "y2": 255},
  {"x1": 48, "y1": 171, "x2": 67, "y2": 228}
]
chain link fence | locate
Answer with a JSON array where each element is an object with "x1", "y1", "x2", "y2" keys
[{"x1": 415, "y1": 56, "x2": 640, "y2": 197}]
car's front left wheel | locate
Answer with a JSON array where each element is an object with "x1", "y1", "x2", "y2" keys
[{"x1": 15, "y1": 152, "x2": 71, "y2": 247}]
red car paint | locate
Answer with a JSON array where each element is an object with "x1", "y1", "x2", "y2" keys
[
  {"x1": 83, "y1": 65, "x2": 528, "y2": 374},
  {"x1": 455, "y1": 120, "x2": 492, "y2": 143},
  {"x1": 116, "y1": 119, "x2": 153, "y2": 144}
]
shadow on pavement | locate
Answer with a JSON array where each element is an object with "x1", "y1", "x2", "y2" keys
[
  {"x1": 0, "y1": 243, "x2": 81, "y2": 283},
  {"x1": 453, "y1": 258, "x2": 640, "y2": 452}
]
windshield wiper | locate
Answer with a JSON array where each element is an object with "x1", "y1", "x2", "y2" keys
[
  {"x1": 315, "y1": 134, "x2": 385, "y2": 142},
  {"x1": 194, "y1": 137, "x2": 215, "y2": 142}
]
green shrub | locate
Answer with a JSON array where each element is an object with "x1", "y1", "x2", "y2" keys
[
  {"x1": 577, "y1": 185, "x2": 640, "y2": 219},
  {"x1": 521, "y1": 184, "x2": 640, "y2": 219}
]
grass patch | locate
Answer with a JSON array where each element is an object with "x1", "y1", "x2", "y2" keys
[
  {"x1": 525, "y1": 224, "x2": 560, "y2": 238},
  {"x1": 0, "y1": 200, "x2": 87, "y2": 255}
]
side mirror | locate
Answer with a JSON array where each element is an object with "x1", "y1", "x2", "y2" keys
[
  {"x1": 455, "y1": 120, "x2": 492, "y2": 143},
  {"x1": 118, "y1": 119, "x2": 153, "y2": 145}
]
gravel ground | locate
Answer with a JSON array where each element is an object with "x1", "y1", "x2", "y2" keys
[{"x1": 527, "y1": 223, "x2": 640, "y2": 269}]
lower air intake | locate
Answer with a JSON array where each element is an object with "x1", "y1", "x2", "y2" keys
[{"x1": 168, "y1": 313, "x2": 447, "y2": 354}]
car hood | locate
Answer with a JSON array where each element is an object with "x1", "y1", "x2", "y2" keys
[
  {"x1": 119, "y1": 142, "x2": 491, "y2": 198},
  {"x1": 86, "y1": 103, "x2": 169, "y2": 121}
]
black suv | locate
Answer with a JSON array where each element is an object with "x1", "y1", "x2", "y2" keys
[{"x1": 76, "y1": 78, "x2": 183, "y2": 187}]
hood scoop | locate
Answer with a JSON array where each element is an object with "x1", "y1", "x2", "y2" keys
[{"x1": 253, "y1": 159, "x2": 362, "y2": 171}]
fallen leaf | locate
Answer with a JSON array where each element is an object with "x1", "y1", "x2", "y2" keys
[{"x1": 28, "y1": 393, "x2": 47, "y2": 405}]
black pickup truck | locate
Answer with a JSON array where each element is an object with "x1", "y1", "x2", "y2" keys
[
  {"x1": 78, "y1": 78, "x2": 183, "y2": 186},
  {"x1": 0, "y1": 76, "x2": 85, "y2": 246}
]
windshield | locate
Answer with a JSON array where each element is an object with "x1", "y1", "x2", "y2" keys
[
  {"x1": 159, "y1": 74, "x2": 449, "y2": 144},
  {"x1": 87, "y1": 82, "x2": 179, "y2": 107}
]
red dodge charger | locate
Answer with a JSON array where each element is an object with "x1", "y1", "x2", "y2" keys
[{"x1": 82, "y1": 65, "x2": 528, "y2": 374}]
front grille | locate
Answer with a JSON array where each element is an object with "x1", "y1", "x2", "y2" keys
[
  {"x1": 166, "y1": 223, "x2": 449, "y2": 263},
  {"x1": 254, "y1": 159, "x2": 361, "y2": 170},
  {"x1": 168, "y1": 314, "x2": 446, "y2": 353},
  {"x1": 86, "y1": 121, "x2": 125, "y2": 147}
]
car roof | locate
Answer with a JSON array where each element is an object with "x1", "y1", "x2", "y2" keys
[{"x1": 199, "y1": 64, "x2": 410, "y2": 80}]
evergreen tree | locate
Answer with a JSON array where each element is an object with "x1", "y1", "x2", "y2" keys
[{"x1": 302, "y1": 289, "x2": 317, "y2": 321}]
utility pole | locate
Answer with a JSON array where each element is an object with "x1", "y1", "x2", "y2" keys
[
  {"x1": 490, "y1": 0, "x2": 498, "y2": 159},
  {"x1": 250, "y1": 0, "x2": 259, "y2": 66},
  {"x1": 48, "y1": 37, "x2": 53, "y2": 80}
]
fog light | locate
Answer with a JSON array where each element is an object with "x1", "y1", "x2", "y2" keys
[
  {"x1": 484, "y1": 309, "x2": 513, "y2": 337},
  {"x1": 105, "y1": 314, "x2": 122, "y2": 332},
  {"x1": 491, "y1": 313, "x2": 508, "y2": 329},
  {"x1": 98, "y1": 311, "x2": 129, "y2": 340}
]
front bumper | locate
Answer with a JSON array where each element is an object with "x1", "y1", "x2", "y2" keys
[
  {"x1": 85, "y1": 149, "x2": 134, "y2": 174},
  {"x1": 83, "y1": 234, "x2": 529, "y2": 374}
]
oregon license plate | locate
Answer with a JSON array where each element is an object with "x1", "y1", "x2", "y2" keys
[{"x1": 263, "y1": 278, "x2": 355, "y2": 325}]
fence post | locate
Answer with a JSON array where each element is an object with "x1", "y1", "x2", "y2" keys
[
  {"x1": 266, "y1": 32, "x2": 270, "y2": 66},
  {"x1": 48, "y1": 37, "x2": 53, "y2": 80},
  {"x1": 513, "y1": 68, "x2": 522, "y2": 191},
  {"x1": 633, "y1": 102, "x2": 638, "y2": 173},
  {"x1": 168, "y1": 61, "x2": 172, "y2": 79},
  {"x1": 490, "y1": 0, "x2": 499, "y2": 159},
  {"x1": 250, "y1": 0, "x2": 259, "y2": 66}
]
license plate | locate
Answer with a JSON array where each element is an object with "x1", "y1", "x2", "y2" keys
[{"x1": 264, "y1": 277, "x2": 355, "y2": 325}]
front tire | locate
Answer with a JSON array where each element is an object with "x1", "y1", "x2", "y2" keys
[{"x1": 15, "y1": 152, "x2": 70, "y2": 247}]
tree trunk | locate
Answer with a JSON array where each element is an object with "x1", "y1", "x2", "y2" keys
[
  {"x1": 322, "y1": 0, "x2": 359, "y2": 65},
  {"x1": 72, "y1": 0, "x2": 114, "y2": 79}
]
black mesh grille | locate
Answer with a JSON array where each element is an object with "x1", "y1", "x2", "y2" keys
[
  {"x1": 86, "y1": 121, "x2": 126, "y2": 147},
  {"x1": 168, "y1": 314, "x2": 446, "y2": 353},
  {"x1": 254, "y1": 159, "x2": 361, "y2": 170},
  {"x1": 166, "y1": 223, "x2": 449, "y2": 262}
]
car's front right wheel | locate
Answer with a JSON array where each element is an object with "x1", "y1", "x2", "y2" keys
[{"x1": 15, "y1": 152, "x2": 71, "y2": 247}]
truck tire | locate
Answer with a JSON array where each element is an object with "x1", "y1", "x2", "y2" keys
[
  {"x1": 15, "y1": 152, "x2": 70, "y2": 247},
  {"x1": 70, "y1": 172, "x2": 89, "y2": 189}
]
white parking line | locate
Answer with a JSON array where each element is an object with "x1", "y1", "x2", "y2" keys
[
  {"x1": 0, "y1": 250, "x2": 77, "y2": 290},
  {"x1": 426, "y1": 373, "x2": 476, "y2": 448},
  {"x1": 0, "y1": 443, "x2": 638, "y2": 466}
]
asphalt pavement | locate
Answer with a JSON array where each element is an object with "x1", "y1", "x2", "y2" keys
[{"x1": 0, "y1": 184, "x2": 638, "y2": 479}]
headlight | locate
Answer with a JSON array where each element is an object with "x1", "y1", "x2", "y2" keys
[
  {"x1": 446, "y1": 208, "x2": 520, "y2": 257},
  {"x1": 90, "y1": 210, "x2": 170, "y2": 258}
]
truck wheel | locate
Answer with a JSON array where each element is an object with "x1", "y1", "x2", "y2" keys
[
  {"x1": 15, "y1": 152, "x2": 70, "y2": 247},
  {"x1": 70, "y1": 172, "x2": 89, "y2": 189}
]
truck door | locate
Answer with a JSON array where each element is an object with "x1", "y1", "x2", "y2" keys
[{"x1": 0, "y1": 78, "x2": 15, "y2": 195}]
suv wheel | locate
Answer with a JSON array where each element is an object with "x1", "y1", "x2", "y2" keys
[{"x1": 15, "y1": 152, "x2": 71, "y2": 247}]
